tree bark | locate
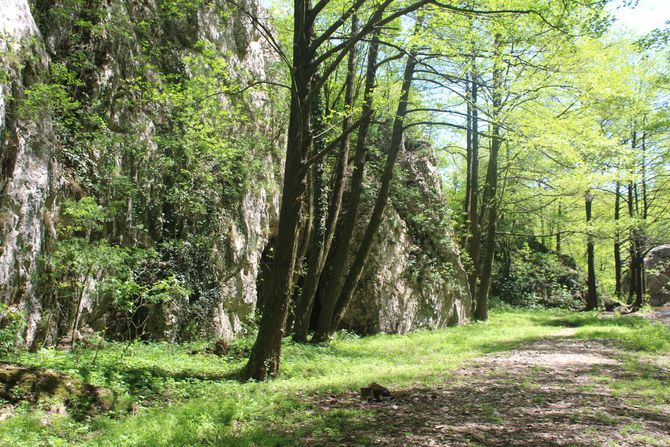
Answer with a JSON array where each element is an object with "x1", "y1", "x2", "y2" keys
[
  {"x1": 614, "y1": 181, "x2": 622, "y2": 298},
  {"x1": 467, "y1": 72, "x2": 480, "y2": 309},
  {"x1": 292, "y1": 18, "x2": 359, "y2": 343},
  {"x1": 628, "y1": 130, "x2": 645, "y2": 309},
  {"x1": 474, "y1": 35, "x2": 502, "y2": 322},
  {"x1": 292, "y1": 90, "x2": 328, "y2": 342},
  {"x1": 311, "y1": 32, "x2": 382, "y2": 342},
  {"x1": 464, "y1": 80, "x2": 472, "y2": 227},
  {"x1": 585, "y1": 191, "x2": 598, "y2": 310},
  {"x1": 556, "y1": 203, "x2": 562, "y2": 254},
  {"x1": 243, "y1": 0, "x2": 315, "y2": 380}
]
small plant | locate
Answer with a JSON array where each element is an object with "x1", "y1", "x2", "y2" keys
[{"x1": 0, "y1": 303, "x2": 26, "y2": 355}]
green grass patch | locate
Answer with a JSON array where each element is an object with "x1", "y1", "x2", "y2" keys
[
  {"x1": 545, "y1": 312, "x2": 670, "y2": 352},
  {"x1": 0, "y1": 309, "x2": 668, "y2": 446}
]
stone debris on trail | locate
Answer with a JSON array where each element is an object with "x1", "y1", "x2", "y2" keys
[{"x1": 303, "y1": 337, "x2": 670, "y2": 447}]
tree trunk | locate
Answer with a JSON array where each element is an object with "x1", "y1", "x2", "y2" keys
[
  {"x1": 628, "y1": 177, "x2": 637, "y2": 305},
  {"x1": 467, "y1": 72, "x2": 480, "y2": 307},
  {"x1": 292, "y1": 90, "x2": 328, "y2": 342},
  {"x1": 556, "y1": 203, "x2": 562, "y2": 254},
  {"x1": 464, "y1": 79, "x2": 472, "y2": 229},
  {"x1": 311, "y1": 32, "x2": 382, "y2": 342},
  {"x1": 292, "y1": 17, "x2": 359, "y2": 342},
  {"x1": 474, "y1": 35, "x2": 502, "y2": 322},
  {"x1": 627, "y1": 130, "x2": 644, "y2": 309},
  {"x1": 585, "y1": 191, "x2": 598, "y2": 310},
  {"x1": 243, "y1": 0, "x2": 315, "y2": 380},
  {"x1": 614, "y1": 181, "x2": 622, "y2": 298},
  {"x1": 474, "y1": 131, "x2": 499, "y2": 322},
  {"x1": 313, "y1": 52, "x2": 418, "y2": 342}
]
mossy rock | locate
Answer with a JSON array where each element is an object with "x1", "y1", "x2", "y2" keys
[{"x1": 0, "y1": 363, "x2": 123, "y2": 419}]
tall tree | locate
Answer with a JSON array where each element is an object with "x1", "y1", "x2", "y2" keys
[
  {"x1": 585, "y1": 190, "x2": 598, "y2": 310},
  {"x1": 244, "y1": 0, "x2": 430, "y2": 380}
]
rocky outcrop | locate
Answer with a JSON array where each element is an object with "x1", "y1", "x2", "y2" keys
[
  {"x1": 492, "y1": 237, "x2": 586, "y2": 310},
  {"x1": 1, "y1": 0, "x2": 281, "y2": 344},
  {"x1": 0, "y1": 0, "x2": 57, "y2": 343},
  {"x1": 342, "y1": 142, "x2": 471, "y2": 334},
  {"x1": 1, "y1": 0, "x2": 471, "y2": 345},
  {"x1": 645, "y1": 245, "x2": 670, "y2": 307}
]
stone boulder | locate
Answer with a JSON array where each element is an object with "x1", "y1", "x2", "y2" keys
[
  {"x1": 645, "y1": 245, "x2": 670, "y2": 307},
  {"x1": 341, "y1": 142, "x2": 472, "y2": 334}
]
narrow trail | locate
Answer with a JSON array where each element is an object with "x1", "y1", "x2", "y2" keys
[{"x1": 306, "y1": 333, "x2": 670, "y2": 447}]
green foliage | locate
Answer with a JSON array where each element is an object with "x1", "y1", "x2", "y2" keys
[
  {"x1": 493, "y1": 241, "x2": 586, "y2": 310},
  {"x1": 19, "y1": 63, "x2": 81, "y2": 122},
  {"x1": 36, "y1": 198, "x2": 194, "y2": 342},
  {"x1": 0, "y1": 304, "x2": 26, "y2": 355},
  {"x1": 39, "y1": 197, "x2": 128, "y2": 301}
]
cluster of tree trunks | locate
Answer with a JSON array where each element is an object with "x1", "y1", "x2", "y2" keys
[
  {"x1": 612, "y1": 128, "x2": 649, "y2": 310},
  {"x1": 241, "y1": 0, "x2": 604, "y2": 381},
  {"x1": 462, "y1": 34, "x2": 503, "y2": 322},
  {"x1": 244, "y1": 1, "x2": 427, "y2": 380}
]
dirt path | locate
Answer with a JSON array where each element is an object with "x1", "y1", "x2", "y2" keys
[{"x1": 306, "y1": 335, "x2": 670, "y2": 447}]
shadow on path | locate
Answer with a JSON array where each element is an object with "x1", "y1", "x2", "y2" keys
[{"x1": 300, "y1": 337, "x2": 670, "y2": 447}]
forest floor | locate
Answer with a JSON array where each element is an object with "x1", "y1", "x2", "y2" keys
[
  {"x1": 1, "y1": 309, "x2": 669, "y2": 447},
  {"x1": 307, "y1": 332, "x2": 670, "y2": 447}
]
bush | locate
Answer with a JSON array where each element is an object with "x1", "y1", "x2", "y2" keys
[
  {"x1": 0, "y1": 304, "x2": 26, "y2": 355},
  {"x1": 493, "y1": 241, "x2": 586, "y2": 310}
]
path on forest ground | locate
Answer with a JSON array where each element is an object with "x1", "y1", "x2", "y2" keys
[{"x1": 305, "y1": 331, "x2": 670, "y2": 447}]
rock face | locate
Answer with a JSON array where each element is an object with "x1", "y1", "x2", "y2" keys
[
  {"x1": 492, "y1": 238, "x2": 586, "y2": 310},
  {"x1": 1, "y1": 0, "x2": 471, "y2": 345},
  {"x1": 1, "y1": 0, "x2": 281, "y2": 344},
  {"x1": 342, "y1": 142, "x2": 471, "y2": 334},
  {"x1": 645, "y1": 245, "x2": 670, "y2": 307},
  {"x1": 0, "y1": 0, "x2": 56, "y2": 343}
]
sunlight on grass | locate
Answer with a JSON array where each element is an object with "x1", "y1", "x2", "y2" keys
[{"x1": 1, "y1": 309, "x2": 668, "y2": 446}]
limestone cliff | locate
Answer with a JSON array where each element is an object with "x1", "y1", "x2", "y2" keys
[
  {"x1": 0, "y1": 0, "x2": 471, "y2": 346},
  {"x1": 342, "y1": 142, "x2": 471, "y2": 334},
  {"x1": 1, "y1": 0, "x2": 281, "y2": 345},
  {"x1": 1, "y1": 0, "x2": 56, "y2": 343}
]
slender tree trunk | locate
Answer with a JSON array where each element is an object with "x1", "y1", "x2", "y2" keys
[
  {"x1": 474, "y1": 132, "x2": 499, "y2": 321},
  {"x1": 292, "y1": 90, "x2": 328, "y2": 342},
  {"x1": 314, "y1": 52, "x2": 418, "y2": 341},
  {"x1": 320, "y1": 16, "x2": 359, "y2": 271},
  {"x1": 628, "y1": 177, "x2": 637, "y2": 305},
  {"x1": 641, "y1": 131, "x2": 648, "y2": 220},
  {"x1": 556, "y1": 203, "x2": 562, "y2": 254},
  {"x1": 243, "y1": 0, "x2": 315, "y2": 380},
  {"x1": 311, "y1": 33, "x2": 382, "y2": 342},
  {"x1": 585, "y1": 191, "x2": 598, "y2": 310},
  {"x1": 627, "y1": 129, "x2": 645, "y2": 309},
  {"x1": 464, "y1": 80, "x2": 472, "y2": 228},
  {"x1": 640, "y1": 130, "x2": 648, "y2": 298},
  {"x1": 474, "y1": 35, "x2": 502, "y2": 322},
  {"x1": 614, "y1": 181, "x2": 622, "y2": 298},
  {"x1": 467, "y1": 72, "x2": 480, "y2": 307},
  {"x1": 630, "y1": 130, "x2": 646, "y2": 309}
]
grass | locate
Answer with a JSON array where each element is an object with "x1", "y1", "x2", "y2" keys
[
  {"x1": 0, "y1": 309, "x2": 668, "y2": 446},
  {"x1": 547, "y1": 311, "x2": 670, "y2": 352}
]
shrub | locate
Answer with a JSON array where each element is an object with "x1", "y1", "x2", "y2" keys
[
  {"x1": 493, "y1": 241, "x2": 586, "y2": 310},
  {"x1": 0, "y1": 304, "x2": 26, "y2": 355}
]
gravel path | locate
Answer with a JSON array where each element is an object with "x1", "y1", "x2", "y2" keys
[{"x1": 305, "y1": 334, "x2": 670, "y2": 447}]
